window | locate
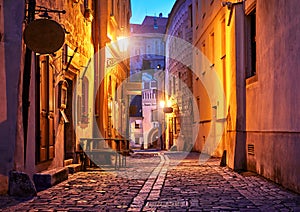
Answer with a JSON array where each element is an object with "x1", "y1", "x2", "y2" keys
[
  {"x1": 135, "y1": 138, "x2": 140, "y2": 144},
  {"x1": 178, "y1": 72, "x2": 182, "y2": 91},
  {"x1": 246, "y1": 9, "x2": 256, "y2": 78},
  {"x1": 201, "y1": 40, "x2": 206, "y2": 56},
  {"x1": 195, "y1": 0, "x2": 199, "y2": 26},
  {"x1": 221, "y1": 18, "x2": 227, "y2": 94},
  {"x1": 173, "y1": 117, "x2": 177, "y2": 134},
  {"x1": 122, "y1": 4, "x2": 126, "y2": 28},
  {"x1": 135, "y1": 121, "x2": 141, "y2": 129},
  {"x1": 110, "y1": 0, "x2": 114, "y2": 16},
  {"x1": 196, "y1": 96, "x2": 200, "y2": 122},
  {"x1": 188, "y1": 5, "x2": 193, "y2": 28},
  {"x1": 81, "y1": 77, "x2": 89, "y2": 123},
  {"x1": 153, "y1": 89, "x2": 157, "y2": 99},
  {"x1": 144, "y1": 81, "x2": 150, "y2": 89},
  {"x1": 117, "y1": 0, "x2": 120, "y2": 21},
  {"x1": 151, "y1": 81, "x2": 157, "y2": 88},
  {"x1": 155, "y1": 41, "x2": 159, "y2": 54},
  {"x1": 173, "y1": 76, "x2": 176, "y2": 95},
  {"x1": 115, "y1": 82, "x2": 118, "y2": 100},
  {"x1": 154, "y1": 17, "x2": 158, "y2": 29},
  {"x1": 222, "y1": 56, "x2": 227, "y2": 95},
  {"x1": 201, "y1": 0, "x2": 206, "y2": 19},
  {"x1": 201, "y1": 41, "x2": 206, "y2": 72},
  {"x1": 209, "y1": 32, "x2": 215, "y2": 65},
  {"x1": 108, "y1": 75, "x2": 112, "y2": 95},
  {"x1": 221, "y1": 18, "x2": 226, "y2": 58}
]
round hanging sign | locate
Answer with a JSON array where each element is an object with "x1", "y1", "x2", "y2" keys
[{"x1": 24, "y1": 19, "x2": 65, "y2": 54}]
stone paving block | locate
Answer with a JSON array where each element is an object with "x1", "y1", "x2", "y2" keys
[{"x1": 1, "y1": 153, "x2": 300, "y2": 211}]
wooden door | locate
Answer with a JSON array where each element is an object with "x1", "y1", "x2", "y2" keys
[{"x1": 38, "y1": 56, "x2": 55, "y2": 162}]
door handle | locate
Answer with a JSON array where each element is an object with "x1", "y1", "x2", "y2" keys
[
  {"x1": 48, "y1": 112, "x2": 54, "y2": 119},
  {"x1": 41, "y1": 110, "x2": 47, "y2": 117}
]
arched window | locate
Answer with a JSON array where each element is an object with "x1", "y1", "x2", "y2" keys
[{"x1": 81, "y1": 77, "x2": 89, "y2": 123}]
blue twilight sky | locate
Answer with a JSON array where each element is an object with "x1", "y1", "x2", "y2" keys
[{"x1": 130, "y1": 0, "x2": 176, "y2": 24}]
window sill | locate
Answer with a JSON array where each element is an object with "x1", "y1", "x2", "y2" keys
[{"x1": 246, "y1": 75, "x2": 258, "y2": 85}]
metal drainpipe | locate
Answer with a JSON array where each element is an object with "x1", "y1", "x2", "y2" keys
[{"x1": 23, "y1": 0, "x2": 36, "y2": 167}]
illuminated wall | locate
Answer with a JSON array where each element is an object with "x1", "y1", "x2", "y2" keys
[
  {"x1": 193, "y1": 0, "x2": 300, "y2": 193},
  {"x1": 96, "y1": 0, "x2": 131, "y2": 140},
  {"x1": 245, "y1": 0, "x2": 300, "y2": 193},
  {"x1": 192, "y1": 0, "x2": 236, "y2": 161},
  {"x1": 165, "y1": 0, "x2": 193, "y2": 151},
  {"x1": 0, "y1": 0, "x2": 24, "y2": 195}
]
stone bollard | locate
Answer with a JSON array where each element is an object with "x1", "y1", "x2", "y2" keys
[{"x1": 8, "y1": 171, "x2": 37, "y2": 198}]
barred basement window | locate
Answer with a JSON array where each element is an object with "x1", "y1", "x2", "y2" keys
[
  {"x1": 248, "y1": 144, "x2": 255, "y2": 156},
  {"x1": 81, "y1": 77, "x2": 89, "y2": 123}
]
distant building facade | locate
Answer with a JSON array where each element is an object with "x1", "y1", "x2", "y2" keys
[
  {"x1": 164, "y1": 0, "x2": 194, "y2": 150},
  {"x1": 95, "y1": 0, "x2": 131, "y2": 140},
  {"x1": 129, "y1": 15, "x2": 168, "y2": 149},
  {"x1": 130, "y1": 14, "x2": 168, "y2": 80},
  {"x1": 129, "y1": 95, "x2": 143, "y2": 148}
]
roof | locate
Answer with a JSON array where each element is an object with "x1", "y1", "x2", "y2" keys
[{"x1": 130, "y1": 16, "x2": 168, "y2": 34}]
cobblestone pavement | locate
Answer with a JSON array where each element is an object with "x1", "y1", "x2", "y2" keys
[{"x1": 1, "y1": 152, "x2": 300, "y2": 211}]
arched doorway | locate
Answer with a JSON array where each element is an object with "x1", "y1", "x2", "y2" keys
[{"x1": 147, "y1": 128, "x2": 159, "y2": 149}]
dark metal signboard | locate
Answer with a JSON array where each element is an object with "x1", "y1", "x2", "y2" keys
[{"x1": 24, "y1": 19, "x2": 65, "y2": 54}]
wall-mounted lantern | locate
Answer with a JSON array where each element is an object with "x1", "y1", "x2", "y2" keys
[
  {"x1": 160, "y1": 100, "x2": 173, "y2": 113},
  {"x1": 163, "y1": 107, "x2": 173, "y2": 113}
]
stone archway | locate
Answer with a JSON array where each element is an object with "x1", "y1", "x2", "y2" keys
[{"x1": 147, "y1": 128, "x2": 159, "y2": 149}]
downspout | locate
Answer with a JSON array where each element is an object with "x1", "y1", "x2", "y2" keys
[
  {"x1": 23, "y1": 0, "x2": 35, "y2": 167},
  {"x1": 233, "y1": 1, "x2": 247, "y2": 171}
]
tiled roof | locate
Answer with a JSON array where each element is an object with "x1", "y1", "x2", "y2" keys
[{"x1": 131, "y1": 16, "x2": 168, "y2": 34}]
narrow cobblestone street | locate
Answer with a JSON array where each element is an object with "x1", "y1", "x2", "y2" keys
[{"x1": 1, "y1": 152, "x2": 300, "y2": 211}]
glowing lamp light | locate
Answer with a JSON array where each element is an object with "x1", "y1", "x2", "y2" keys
[
  {"x1": 159, "y1": 101, "x2": 165, "y2": 108},
  {"x1": 167, "y1": 100, "x2": 172, "y2": 107}
]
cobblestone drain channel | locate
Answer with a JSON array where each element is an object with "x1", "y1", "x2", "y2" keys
[{"x1": 128, "y1": 153, "x2": 170, "y2": 211}]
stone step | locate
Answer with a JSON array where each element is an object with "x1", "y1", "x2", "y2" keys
[
  {"x1": 66, "y1": 164, "x2": 82, "y2": 174},
  {"x1": 33, "y1": 167, "x2": 68, "y2": 192},
  {"x1": 64, "y1": 159, "x2": 73, "y2": 166}
]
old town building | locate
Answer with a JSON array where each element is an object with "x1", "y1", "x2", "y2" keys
[
  {"x1": 191, "y1": 0, "x2": 300, "y2": 193},
  {"x1": 164, "y1": 0, "x2": 194, "y2": 151},
  {"x1": 0, "y1": 0, "x2": 131, "y2": 195},
  {"x1": 94, "y1": 0, "x2": 131, "y2": 141},
  {"x1": 129, "y1": 15, "x2": 167, "y2": 149},
  {"x1": 1, "y1": 0, "x2": 299, "y2": 197}
]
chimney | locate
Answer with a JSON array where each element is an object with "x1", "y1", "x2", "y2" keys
[{"x1": 159, "y1": 13, "x2": 163, "y2": 18}]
